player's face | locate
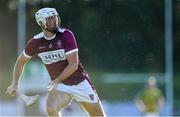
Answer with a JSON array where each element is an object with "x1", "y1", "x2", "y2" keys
[{"x1": 45, "y1": 15, "x2": 59, "y2": 32}]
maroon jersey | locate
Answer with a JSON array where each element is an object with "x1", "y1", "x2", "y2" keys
[{"x1": 23, "y1": 28, "x2": 89, "y2": 85}]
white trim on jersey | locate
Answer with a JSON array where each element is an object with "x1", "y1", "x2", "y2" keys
[
  {"x1": 33, "y1": 28, "x2": 66, "y2": 40},
  {"x1": 34, "y1": 32, "x2": 56, "y2": 40},
  {"x1": 33, "y1": 32, "x2": 43, "y2": 39},
  {"x1": 65, "y1": 48, "x2": 78, "y2": 55},
  {"x1": 58, "y1": 28, "x2": 66, "y2": 33},
  {"x1": 44, "y1": 33, "x2": 56, "y2": 40},
  {"x1": 23, "y1": 50, "x2": 32, "y2": 58}
]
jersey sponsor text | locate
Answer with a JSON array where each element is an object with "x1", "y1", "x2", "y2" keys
[{"x1": 38, "y1": 49, "x2": 66, "y2": 64}]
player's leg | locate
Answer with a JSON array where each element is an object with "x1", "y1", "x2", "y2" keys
[
  {"x1": 46, "y1": 91, "x2": 71, "y2": 116},
  {"x1": 80, "y1": 101, "x2": 106, "y2": 117}
]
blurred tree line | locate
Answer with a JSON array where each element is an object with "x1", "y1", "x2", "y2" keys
[
  {"x1": 0, "y1": 0, "x2": 166, "y2": 72},
  {"x1": 0, "y1": 0, "x2": 180, "y2": 111},
  {"x1": 27, "y1": 0, "x2": 165, "y2": 73}
]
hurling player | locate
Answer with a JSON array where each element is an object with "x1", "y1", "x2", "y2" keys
[{"x1": 5, "y1": 8, "x2": 106, "y2": 116}]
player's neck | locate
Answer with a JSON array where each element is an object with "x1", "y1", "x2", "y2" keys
[{"x1": 43, "y1": 30, "x2": 56, "y2": 40}]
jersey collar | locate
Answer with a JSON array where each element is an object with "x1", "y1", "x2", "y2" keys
[{"x1": 43, "y1": 33, "x2": 56, "y2": 40}]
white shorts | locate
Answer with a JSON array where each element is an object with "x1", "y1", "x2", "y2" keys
[{"x1": 56, "y1": 79, "x2": 99, "y2": 103}]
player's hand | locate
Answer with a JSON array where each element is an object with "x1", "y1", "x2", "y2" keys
[
  {"x1": 5, "y1": 84, "x2": 18, "y2": 96},
  {"x1": 47, "y1": 80, "x2": 58, "y2": 92}
]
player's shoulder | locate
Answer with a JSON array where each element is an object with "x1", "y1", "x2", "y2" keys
[
  {"x1": 58, "y1": 28, "x2": 66, "y2": 33},
  {"x1": 155, "y1": 88, "x2": 162, "y2": 93},
  {"x1": 26, "y1": 32, "x2": 43, "y2": 45},
  {"x1": 33, "y1": 32, "x2": 44, "y2": 40},
  {"x1": 58, "y1": 28, "x2": 74, "y2": 35}
]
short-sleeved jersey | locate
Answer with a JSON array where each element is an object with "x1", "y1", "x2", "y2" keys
[
  {"x1": 137, "y1": 87, "x2": 163, "y2": 112},
  {"x1": 24, "y1": 28, "x2": 89, "y2": 85}
]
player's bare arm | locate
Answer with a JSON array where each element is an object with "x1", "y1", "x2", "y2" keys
[
  {"x1": 56, "y1": 51, "x2": 78, "y2": 82},
  {"x1": 158, "y1": 96, "x2": 165, "y2": 111},
  {"x1": 50, "y1": 51, "x2": 78, "y2": 90},
  {"x1": 5, "y1": 52, "x2": 31, "y2": 96}
]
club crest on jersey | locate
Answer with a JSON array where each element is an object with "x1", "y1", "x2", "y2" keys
[
  {"x1": 89, "y1": 94, "x2": 94, "y2": 101},
  {"x1": 38, "y1": 49, "x2": 66, "y2": 64}
]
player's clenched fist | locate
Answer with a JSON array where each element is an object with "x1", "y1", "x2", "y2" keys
[{"x1": 5, "y1": 85, "x2": 18, "y2": 96}]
